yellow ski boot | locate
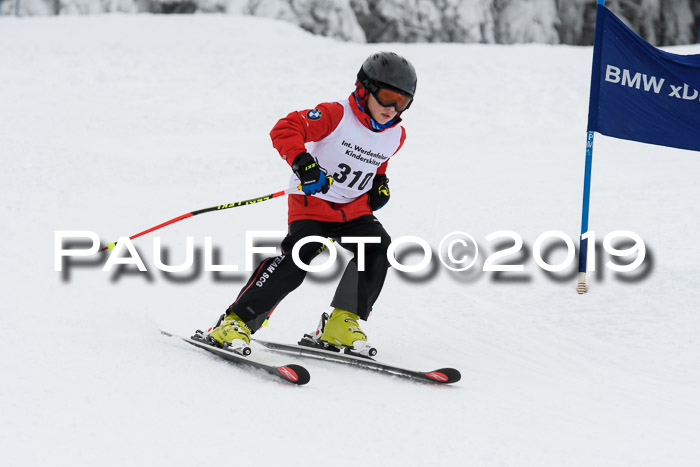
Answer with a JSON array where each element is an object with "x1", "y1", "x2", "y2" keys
[
  {"x1": 207, "y1": 312, "x2": 252, "y2": 356},
  {"x1": 318, "y1": 308, "x2": 377, "y2": 357}
]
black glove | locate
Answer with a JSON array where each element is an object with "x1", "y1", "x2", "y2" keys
[
  {"x1": 368, "y1": 174, "x2": 390, "y2": 211},
  {"x1": 292, "y1": 152, "x2": 331, "y2": 195}
]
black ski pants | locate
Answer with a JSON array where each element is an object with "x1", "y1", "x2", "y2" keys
[{"x1": 227, "y1": 215, "x2": 391, "y2": 332}]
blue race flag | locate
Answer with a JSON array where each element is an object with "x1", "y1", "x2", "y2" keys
[{"x1": 587, "y1": 5, "x2": 700, "y2": 152}]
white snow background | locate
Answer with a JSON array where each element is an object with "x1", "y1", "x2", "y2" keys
[{"x1": 2, "y1": 13, "x2": 700, "y2": 467}]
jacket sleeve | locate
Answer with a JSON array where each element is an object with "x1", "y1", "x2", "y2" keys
[{"x1": 270, "y1": 102, "x2": 345, "y2": 167}]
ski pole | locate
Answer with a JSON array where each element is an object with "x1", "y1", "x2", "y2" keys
[{"x1": 99, "y1": 186, "x2": 299, "y2": 252}]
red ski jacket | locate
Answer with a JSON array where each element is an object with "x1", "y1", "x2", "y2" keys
[{"x1": 270, "y1": 93, "x2": 406, "y2": 224}]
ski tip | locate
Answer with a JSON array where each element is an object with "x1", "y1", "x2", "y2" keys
[
  {"x1": 424, "y1": 368, "x2": 461, "y2": 384},
  {"x1": 276, "y1": 364, "x2": 311, "y2": 385}
]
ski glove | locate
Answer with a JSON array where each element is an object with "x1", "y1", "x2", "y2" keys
[
  {"x1": 368, "y1": 174, "x2": 390, "y2": 211},
  {"x1": 292, "y1": 152, "x2": 332, "y2": 196}
]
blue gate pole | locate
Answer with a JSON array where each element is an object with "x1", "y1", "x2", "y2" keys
[
  {"x1": 577, "y1": 131, "x2": 595, "y2": 294},
  {"x1": 577, "y1": 0, "x2": 606, "y2": 294}
]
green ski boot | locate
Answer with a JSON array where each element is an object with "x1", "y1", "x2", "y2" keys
[
  {"x1": 208, "y1": 312, "x2": 252, "y2": 356},
  {"x1": 318, "y1": 308, "x2": 377, "y2": 357}
]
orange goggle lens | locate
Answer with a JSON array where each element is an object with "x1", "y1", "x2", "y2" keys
[{"x1": 373, "y1": 88, "x2": 412, "y2": 112}]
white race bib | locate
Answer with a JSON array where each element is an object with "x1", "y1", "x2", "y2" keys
[{"x1": 289, "y1": 99, "x2": 403, "y2": 203}]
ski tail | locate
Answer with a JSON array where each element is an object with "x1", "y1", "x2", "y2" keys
[
  {"x1": 275, "y1": 364, "x2": 311, "y2": 385},
  {"x1": 423, "y1": 368, "x2": 461, "y2": 384}
]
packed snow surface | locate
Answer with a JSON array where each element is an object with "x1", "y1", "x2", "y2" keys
[{"x1": 2, "y1": 14, "x2": 700, "y2": 467}]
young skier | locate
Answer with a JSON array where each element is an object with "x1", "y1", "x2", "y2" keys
[{"x1": 206, "y1": 51, "x2": 417, "y2": 355}]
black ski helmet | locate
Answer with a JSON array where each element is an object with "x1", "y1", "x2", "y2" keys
[{"x1": 357, "y1": 51, "x2": 417, "y2": 100}]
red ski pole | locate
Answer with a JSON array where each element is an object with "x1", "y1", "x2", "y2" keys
[{"x1": 99, "y1": 186, "x2": 299, "y2": 252}]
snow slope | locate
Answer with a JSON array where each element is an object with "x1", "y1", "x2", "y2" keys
[{"x1": 2, "y1": 14, "x2": 700, "y2": 467}]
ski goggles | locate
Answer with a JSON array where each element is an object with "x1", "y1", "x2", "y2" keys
[{"x1": 372, "y1": 87, "x2": 413, "y2": 112}]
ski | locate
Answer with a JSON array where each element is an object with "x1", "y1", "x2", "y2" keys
[
  {"x1": 253, "y1": 339, "x2": 461, "y2": 384},
  {"x1": 161, "y1": 330, "x2": 310, "y2": 386}
]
